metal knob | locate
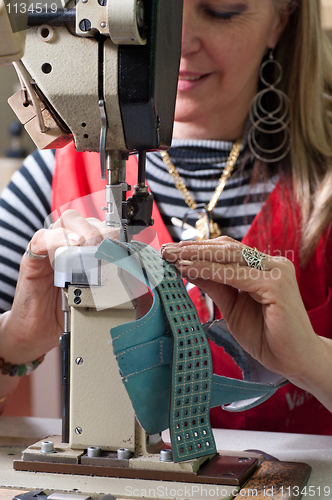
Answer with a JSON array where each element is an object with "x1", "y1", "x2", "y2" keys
[
  {"x1": 160, "y1": 449, "x2": 173, "y2": 462},
  {"x1": 88, "y1": 446, "x2": 101, "y2": 457},
  {"x1": 40, "y1": 441, "x2": 55, "y2": 454},
  {"x1": 117, "y1": 448, "x2": 131, "y2": 459}
]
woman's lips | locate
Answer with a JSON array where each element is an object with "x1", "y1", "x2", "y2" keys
[{"x1": 177, "y1": 73, "x2": 210, "y2": 92}]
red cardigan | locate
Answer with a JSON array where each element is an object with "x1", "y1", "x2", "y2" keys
[{"x1": 53, "y1": 142, "x2": 332, "y2": 435}]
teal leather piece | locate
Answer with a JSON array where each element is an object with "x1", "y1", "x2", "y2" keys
[
  {"x1": 97, "y1": 240, "x2": 172, "y2": 435},
  {"x1": 116, "y1": 336, "x2": 173, "y2": 378},
  {"x1": 204, "y1": 320, "x2": 288, "y2": 411},
  {"x1": 96, "y1": 239, "x2": 217, "y2": 462},
  {"x1": 211, "y1": 374, "x2": 283, "y2": 409},
  {"x1": 111, "y1": 288, "x2": 166, "y2": 354},
  {"x1": 96, "y1": 239, "x2": 287, "y2": 460}
]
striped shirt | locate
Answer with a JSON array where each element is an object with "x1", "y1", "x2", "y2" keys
[
  {"x1": 146, "y1": 139, "x2": 278, "y2": 241},
  {"x1": 0, "y1": 140, "x2": 278, "y2": 313}
]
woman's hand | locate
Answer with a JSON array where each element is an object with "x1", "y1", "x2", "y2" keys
[
  {"x1": 162, "y1": 236, "x2": 332, "y2": 411},
  {"x1": 0, "y1": 210, "x2": 116, "y2": 365}
]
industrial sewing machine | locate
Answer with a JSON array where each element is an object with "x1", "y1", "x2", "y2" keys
[{"x1": 0, "y1": 1, "x2": 312, "y2": 498}]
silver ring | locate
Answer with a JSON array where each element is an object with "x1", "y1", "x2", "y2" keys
[
  {"x1": 242, "y1": 246, "x2": 267, "y2": 271},
  {"x1": 26, "y1": 241, "x2": 48, "y2": 260}
]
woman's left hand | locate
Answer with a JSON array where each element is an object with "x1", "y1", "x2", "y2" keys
[{"x1": 161, "y1": 236, "x2": 324, "y2": 387}]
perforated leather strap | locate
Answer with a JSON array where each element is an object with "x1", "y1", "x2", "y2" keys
[
  {"x1": 96, "y1": 239, "x2": 217, "y2": 463},
  {"x1": 137, "y1": 246, "x2": 217, "y2": 462}
]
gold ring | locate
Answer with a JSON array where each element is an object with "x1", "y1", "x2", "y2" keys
[{"x1": 242, "y1": 246, "x2": 267, "y2": 271}]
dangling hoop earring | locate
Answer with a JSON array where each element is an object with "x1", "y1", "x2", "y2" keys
[{"x1": 248, "y1": 50, "x2": 291, "y2": 163}]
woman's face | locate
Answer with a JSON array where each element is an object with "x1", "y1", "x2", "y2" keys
[{"x1": 173, "y1": 0, "x2": 288, "y2": 141}]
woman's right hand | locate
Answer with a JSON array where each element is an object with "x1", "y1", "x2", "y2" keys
[{"x1": 0, "y1": 210, "x2": 116, "y2": 366}]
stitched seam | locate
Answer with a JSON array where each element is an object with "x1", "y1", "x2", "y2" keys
[
  {"x1": 213, "y1": 380, "x2": 272, "y2": 393},
  {"x1": 123, "y1": 362, "x2": 164, "y2": 379},
  {"x1": 112, "y1": 293, "x2": 160, "y2": 341},
  {"x1": 116, "y1": 338, "x2": 159, "y2": 356},
  {"x1": 160, "y1": 339, "x2": 163, "y2": 364}
]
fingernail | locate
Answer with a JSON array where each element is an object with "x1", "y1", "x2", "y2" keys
[
  {"x1": 163, "y1": 246, "x2": 182, "y2": 254},
  {"x1": 68, "y1": 233, "x2": 83, "y2": 243},
  {"x1": 178, "y1": 260, "x2": 192, "y2": 266}
]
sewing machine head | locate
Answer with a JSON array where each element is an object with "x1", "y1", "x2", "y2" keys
[
  {"x1": 1, "y1": 0, "x2": 183, "y2": 232},
  {"x1": 2, "y1": 0, "x2": 183, "y2": 150}
]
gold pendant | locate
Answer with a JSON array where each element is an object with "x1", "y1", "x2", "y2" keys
[
  {"x1": 209, "y1": 220, "x2": 222, "y2": 239},
  {"x1": 195, "y1": 214, "x2": 222, "y2": 241}
]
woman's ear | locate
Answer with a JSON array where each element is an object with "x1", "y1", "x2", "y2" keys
[{"x1": 267, "y1": 7, "x2": 291, "y2": 48}]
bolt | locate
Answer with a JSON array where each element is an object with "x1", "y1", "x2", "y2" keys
[
  {"x1": 75, "y1": 426, "x2": 83, "y2": 435},
  {"x1": 40, "y1": 441, "x2": 55, "y2": 453},
  {"x1": 160, "y1": 449, "x2": 173, "y2": 462},
  {"x1": 100, "y1": 21, "x2": 106, "y2": 28},
  {"x1": 75, "y1": 357, "x2": 84, "y2": 365},
  {"x1": 88, "y1": 446, "x2": 101, "y2": 457},
  {"x1": 117, "y1": 448, "x2": 131, "y2": 459}
]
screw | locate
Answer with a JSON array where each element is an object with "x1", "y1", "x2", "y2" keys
[
  {"x1": 222, "y1": 471, "x2": 236, "y2": 477},
  {"x1": 75, "y1": 357, "x2": 84, "y2": 365},
  {"x1": 75, "y1": 426, "x2": 83, "y2": 435},
  {"x1": 74, "y1": 289, "x2": 82, "y2": 296},
  {"x1": 136, "y1": 0, "x2": 144, "y2": 29},
  {"x1": 74, "y1": 296, "x2": 81, "y2": 305},
  {"x1": 100, "y1": 21, "x2": 106, "y2": 28},
  {"x1": 127, "y1": 206, "x2": 135, "y2": 217},
  {"x1": 79, "y1": 19, "x2": 91, "y2": 32}
]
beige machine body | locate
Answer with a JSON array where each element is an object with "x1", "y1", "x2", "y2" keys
[
  {"x1": 66, "y1": 260, "x2": 136, "y2": 451},
  {"x1": 18, "y1": 27, "x2": 126, "y2": 151},
  {"x1": 0, "y1": 0, "x2": 26, "y2": 65}
]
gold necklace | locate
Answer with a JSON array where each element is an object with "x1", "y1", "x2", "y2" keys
[{"x1": 160, "y1": 139, "x2": 242, "y2": 240}]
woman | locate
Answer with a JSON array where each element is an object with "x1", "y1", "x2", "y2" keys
[{"x1": 1, "y1": 0, "x2": 332, "y2": 429}]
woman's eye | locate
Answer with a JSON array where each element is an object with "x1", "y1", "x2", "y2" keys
[
  {"x1": 205, "y1": 9, "x2": 239, "y2": 20},
  {"x1": 203, "y1": 3, "x2": 247, "y2": 21}
]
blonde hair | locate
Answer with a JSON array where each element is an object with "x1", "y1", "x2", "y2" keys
[{"x1": 272, "y1": 0, "x2": 332, "y2": 264}]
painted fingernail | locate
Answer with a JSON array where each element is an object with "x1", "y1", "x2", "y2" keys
[
  {"x1": 68, "y1": 233, "x2": 84, "y2": 243},
  {"x1": 178, "y1": 260, "x2": 192, "y2": 266}
]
